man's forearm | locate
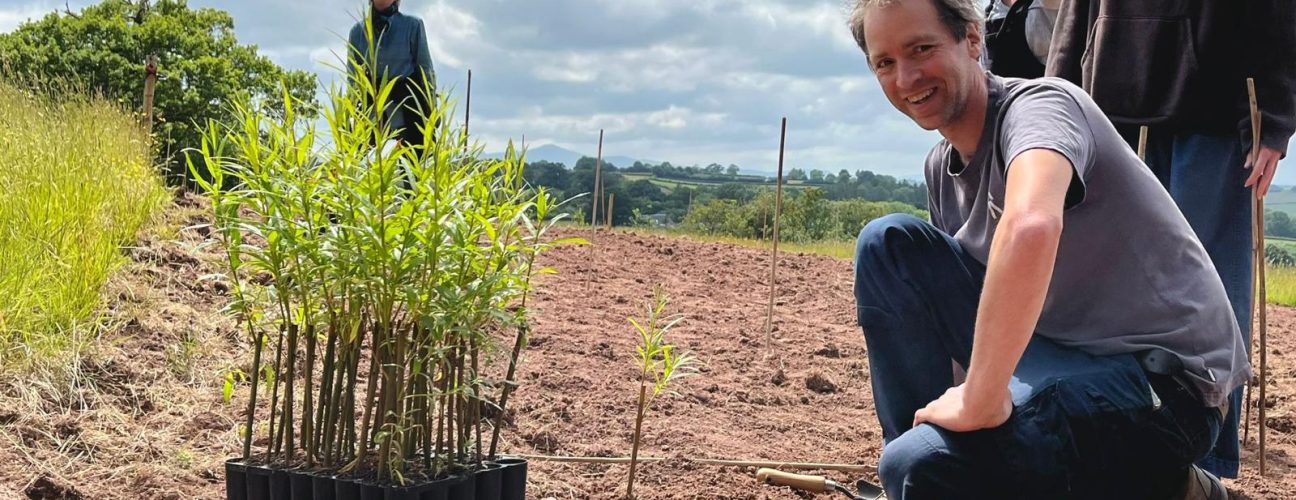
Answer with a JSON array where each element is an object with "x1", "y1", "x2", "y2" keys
[{"x1": 964, "y1": 211, "x2": 1062, "y2": 409}]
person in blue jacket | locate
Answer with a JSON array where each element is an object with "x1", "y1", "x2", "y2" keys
[{"x1": 349, "y1": 0, "x2": 437, "y2": 151}]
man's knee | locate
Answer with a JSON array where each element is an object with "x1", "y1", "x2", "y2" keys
[
  {"x1": 878, "y1": 425, "x2": 950, "y2": 495},
  {"x1": 855, "y1": 213, "x2": 929, "y2": 268}
]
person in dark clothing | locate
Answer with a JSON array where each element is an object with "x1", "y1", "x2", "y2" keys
[
  {"x1": 348, "y1": 0, "x2": 438, "y2": 152},
  {"x1": 1047, "y1": 0, "x2": 1296, "y2": 480},
  {"x1": 981, "y1": 0, "x2": 1059, "y2": 78}
]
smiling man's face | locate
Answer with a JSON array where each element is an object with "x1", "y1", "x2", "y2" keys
[{"x1": 862, "y1": 0, "x2": 983, "y2": 133}]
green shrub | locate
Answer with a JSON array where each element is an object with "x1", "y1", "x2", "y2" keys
[{"x1": 681, "y1": 188, "x2": 927, "y2": 243}]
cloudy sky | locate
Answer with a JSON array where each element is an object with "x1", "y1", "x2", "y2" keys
[{"x1": 3, "y1": 0, "x2": 1294, "y2": 183}]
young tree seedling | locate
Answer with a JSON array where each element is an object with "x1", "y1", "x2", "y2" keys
[{"x1": 626, "y1": 286, "x2": 697, "y2": 499}]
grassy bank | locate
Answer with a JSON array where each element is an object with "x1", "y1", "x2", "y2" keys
[{"x1": 0, "y1": 79, "x2": 168, "y2": 369}]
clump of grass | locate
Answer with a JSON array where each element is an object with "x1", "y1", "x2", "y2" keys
[
  {"x1": 0, "y1": 77, "x2": 168, "y2": 373},
  {"x1": 626, "y1": 286, "x2": 696, "y2": 499},
  {"x1": 1265, "y1": 265, "x2": 1296, "y2": 307}
]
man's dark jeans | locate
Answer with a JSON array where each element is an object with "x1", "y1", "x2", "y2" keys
[{"x1": 854, "y1": 214, "x2": 1222, "y2": 499}]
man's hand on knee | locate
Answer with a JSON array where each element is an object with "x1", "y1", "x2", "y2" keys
[{"x1": 912, "y1": 383, "x2": 1012, "y2": 432}]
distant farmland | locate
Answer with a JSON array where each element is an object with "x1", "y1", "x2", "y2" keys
[
  {"x1": 1267, "y1": 187, "x2": 1296, "y2": 217},
  {"x1": 620, "y1": 172, "x2": 810, "y2": 193}
]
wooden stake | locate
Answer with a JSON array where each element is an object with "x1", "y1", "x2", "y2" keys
[
  {"x1": 585, "y1": 130, "x2": 605, "y2": 292},
  {"x1": 1246, "y1": 193, "x2": 1258, "y2": 444},
  {"x1": 1136, "y1": 125, "x2": 1148, "y2": 162},
  {"x1": 764, "y1": 118, "x2": 787, "y2": 348},
  {"x1": 1247, "y1": 77, "x2": 1269, "y2": 476},
  {"x1": 464, "y1": 69, "x2": 472, "y2": 147},
  {"x1": 142, "y1": 54, "x2": 159, "y2": 132},
  {"x1": 515, "y1": 454, "x2": 875, "y2": 474},
  {"x1": 606, "y1": 193, "x2": 615, "y2": 229},
  {"x1": 592, "y1": 129, "x2": 604, "y2": 226}
]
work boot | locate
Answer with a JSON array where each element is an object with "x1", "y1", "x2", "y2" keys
[{"x1": 1181, "y1": 464, "x2": 1228, "y2": 500}]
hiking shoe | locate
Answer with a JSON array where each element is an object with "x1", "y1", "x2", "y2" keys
[{"x1": 1181, "y1": 464, "x2": 1228, "y2": 500}]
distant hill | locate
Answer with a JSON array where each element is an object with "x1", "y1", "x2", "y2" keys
[
  {"x1": 487, "y1": 143, "x2": 649, "y2": 169},
  {"x1": 513, "y1": 144, "x2": 581, "y2": 166}
]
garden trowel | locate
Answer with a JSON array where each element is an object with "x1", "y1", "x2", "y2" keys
[{"x1": 756, "y1": 468, "x2": 885, "y2": 500}]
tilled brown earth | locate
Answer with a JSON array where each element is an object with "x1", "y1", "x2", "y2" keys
[
  {"x1": 508, "y1": 228, "x2": 1296, "y2": 499},
  {"x1": 1, "y1": 221, "x2": 1293, "y2": 499}
]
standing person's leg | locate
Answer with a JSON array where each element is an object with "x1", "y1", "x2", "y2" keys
[
  {"x1": 1166, "y1": 133, "x2": 1251, "y2": 478},
  {"x1": 390, "y1": 78, "x2": 422, "y2": 192}
]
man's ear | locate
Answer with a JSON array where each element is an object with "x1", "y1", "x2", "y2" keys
[{"x1": 964, "y1": 22, "x2": 983, "y2": 59}]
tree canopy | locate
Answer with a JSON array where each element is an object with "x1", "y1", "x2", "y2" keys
[{"x1": 0, "y1": 0, "x2": 317, "y2": 185}]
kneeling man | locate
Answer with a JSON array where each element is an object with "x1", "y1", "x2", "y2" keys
[{"x1": 848, "y1": 0, "x2": 1249, "y2": 498}]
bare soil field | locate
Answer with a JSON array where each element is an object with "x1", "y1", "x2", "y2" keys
[{"x1": 2, "y1": 208, "x2": 1292, "y2": 499}]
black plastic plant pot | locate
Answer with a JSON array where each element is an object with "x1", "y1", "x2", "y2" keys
[
  {"x1": 288, "y1": 468, "x2": 313, "y2": 500},
  {"x1": 228, "y1": 463, "x2": 492, "y2": 500},
  {"x1": 358, "y1": 480, "x2": 385, "y2": 500},
  {"x1": 244, "y1": 463, "x2": 272, "y2": 500},
  {"x1": 447, "y1": 472, "x2": 476, "y2": 500},
  {"x1": 367, "y1": 473, "x2": 465, "y2": 500},
  {"x1": 494, "y1": 457, "x2": 527, "y2": 500},
  {"x1": 474, "y1": 463, "x2": 504, "y2": 500},
  {"x1": 420, "y1": 473, "x2": 467, "y2": 500},
  {"x1": 269, "y1": 468, "x2": 292, "y2": 500},
  {"x1": 310, "y1": 470, "x2": 337, "y2": 500},
  {"x1": 334, "y1": 475, "x2": 362, "y2": 500},
  {"x1": 225, "y1": 460, "x2": 249, "y2": 500}
]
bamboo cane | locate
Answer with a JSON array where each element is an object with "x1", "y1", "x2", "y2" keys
[
  {"x1": 626, "y1": 382, "x2": 649, "y2": 498},
  {"x1": 1247, "y1": 77, "x2": 1268, "y2": 476},
  {"x1": 517, "y1": 454, "x2": 875, "y2": 474},
  {"x1": 1246, "y1": 198, "x2": 1257, "y2": 444},
  {"x1": 764, "y1": 118, "x2": 787, "y2": 348},
  {"x1": 607, "y1": 194, "x2": 615, "y2": 229},
  {"x1": 592, "y1": 129, "x2": 604, "y2": 226},
  {"x1": 585, "y1": 130, "x2": 605, "y2": 292},
  {"x1": 1137, "y1": 126, "x2": 1148, "y2": 162},
  {"x1": 463, "y1": 69, "x2": 472, "y2": 151}
]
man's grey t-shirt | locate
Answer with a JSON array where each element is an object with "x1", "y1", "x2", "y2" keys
[{"x1": 925, "y1": 75, "x2": 1251, "y2": 407}]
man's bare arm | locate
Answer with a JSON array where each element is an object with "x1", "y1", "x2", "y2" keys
[{"x1": 914, "y1": 148, "x2": 1073, "y2": 431}]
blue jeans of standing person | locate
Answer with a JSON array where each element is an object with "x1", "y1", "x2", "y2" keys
[
  {"x1": 1133, "y1": 128, "x2": 1251, "y2": 479},
  {"x1": 854, "y1": 214, "x2": 1222, "y2": 499}
]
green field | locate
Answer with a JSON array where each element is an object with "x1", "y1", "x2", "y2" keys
[
  {"x1": 621, "y1": 171, "x2": 811, "y2": 194},
  {"x1": 1265, "y1": 188, "x2": 1296, "y2": 218}
]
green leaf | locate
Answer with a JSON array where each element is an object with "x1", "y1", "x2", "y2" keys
[{"x1": 222, "y1": 373, "x2": 235, "y2": 403}]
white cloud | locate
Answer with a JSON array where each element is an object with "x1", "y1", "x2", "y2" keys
[
  {"x1": 0, "y1": 2, "x2": 59, "y2": 33},
  {"x1": 7, "y1": 0, "x2": 1289, "y2": 183},
  {"x1": 412, "y1": 1, "x2": 480, "y2": 69}
]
